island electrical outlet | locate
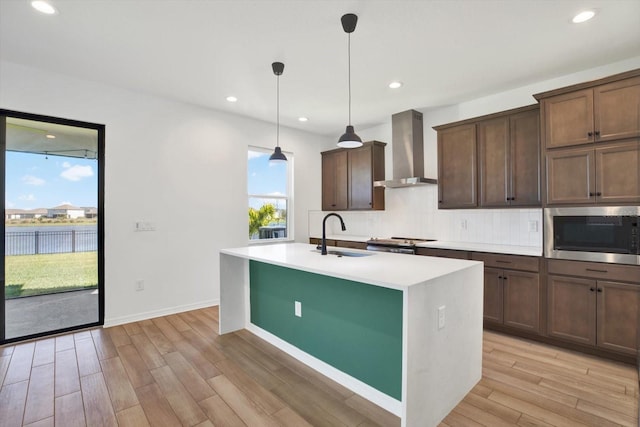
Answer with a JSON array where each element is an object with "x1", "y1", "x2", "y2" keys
[
  {"x1": 294, "y1": 301, "x2": 302, "y2": 317},
  {"x1": 438, "y1": 305, "x2": 445, "y2": 329}
]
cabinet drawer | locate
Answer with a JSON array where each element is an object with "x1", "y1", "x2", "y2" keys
[
  {"x1": 471, "y1": 252, "x2": 540, "y2": 272},
  {"x1": 415, "y1": 248, "x2": 470, "y2": 259},
  {"x1": 547, "y1": 259, "x2": 640, "y2": 284},
  {"x1": 335, "y1": 240, "x2": 367, "y2": 250}
]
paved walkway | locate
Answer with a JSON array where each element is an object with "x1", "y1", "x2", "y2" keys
[{"x1": 5, "y1": 289, "x2": 99, "y2": 339}]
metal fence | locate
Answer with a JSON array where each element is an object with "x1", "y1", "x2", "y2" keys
[{"x1": 5, "y1": 230, "x2": 97, "y2": 255}]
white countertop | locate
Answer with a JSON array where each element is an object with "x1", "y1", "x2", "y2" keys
[
  {"x1": 310, "y1": 235, "x2": 542, "y2": 257},
  {"x1": 221, "y1": 242, "x2": 481, "y2": 290}
]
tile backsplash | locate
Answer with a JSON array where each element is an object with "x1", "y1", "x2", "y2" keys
[{"x1": 309, "y1": 185, "x2": 542, "y2": 248}]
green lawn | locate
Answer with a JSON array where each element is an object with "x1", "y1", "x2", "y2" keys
[{"x1": 5, "y1": 252, "x2": 98, "y2": 298}]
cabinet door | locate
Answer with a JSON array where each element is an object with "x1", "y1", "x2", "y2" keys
[
  {"x1": 437, "y1": 124, "x2": 477, "y2": 208},
  {"x1": 348, "y1": 145, "x2": 373, "y2": 210},
  {"x1": 321, "y1": 150, "x2": 348, "y2": 210},
  {"x1": 547, "y1": 275, "x2": 596, "y2": 346},
  {"x1": 503, "y1": 271, "x2": 540, "y2": 333},
  {"x1": 478, "y1": 117, "x2": 509, "y2": 207},
  {"x1": 543, "y1": 89, "x2": 594, "y2": 148},
  {"x1": 594, "y1": 76, "x2": 640, "y2": 143},
  {"x1": 546, "y1": 147, "x2": 595, "y2": 205},
  {"x1": 483, "y1": 267, "x2": 503, "y2": 324},
  {"x1": 595, "y1": 141, "x2": 640, "y2": 204},
  {"x1": 597, "y1": 281, "x2": 639, "y2": 356},
  {"x1": 509, "y1": 109, "x2": 541, "y2": 206}
]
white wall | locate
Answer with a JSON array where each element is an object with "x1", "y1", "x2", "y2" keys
[
  {"x1": 312, "y1": 56, "x2": 640, "y2": 247},
  {"x1": 0, "y1": 60, "x2": 332, "y2": 326}
]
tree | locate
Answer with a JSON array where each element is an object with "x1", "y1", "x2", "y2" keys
[{"x1": 248, "y1": 203, "x2": 276, "y2": 238}]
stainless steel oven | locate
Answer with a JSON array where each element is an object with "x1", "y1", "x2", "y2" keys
[{"x1": 544, "y1": 206, "x2": 640, "y2": 265}]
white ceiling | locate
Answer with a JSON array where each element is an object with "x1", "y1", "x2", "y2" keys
[{"x1": 1, "y1": 0, "x2": 639, "y2": 136}]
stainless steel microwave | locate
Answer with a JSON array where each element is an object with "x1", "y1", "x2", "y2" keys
[{"x1": 544, "y1": 206, "x2": 640, "y2": 265}]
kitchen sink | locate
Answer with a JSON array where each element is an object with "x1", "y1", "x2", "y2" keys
[{"x1": 312, "y1": 249, "x2": 374, "y2": 258}]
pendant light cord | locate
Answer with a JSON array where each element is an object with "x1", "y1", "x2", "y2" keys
[
  {"x1": 348, "y1": 32, "x2": 352, "y2": 126},
  {"x1": 276, "y1": 73, "x2": 280, "y2": 148}
]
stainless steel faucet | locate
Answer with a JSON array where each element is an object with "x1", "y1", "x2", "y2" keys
[{"x1": 321, "y1": 213, "x2": 346, "y2": 255}]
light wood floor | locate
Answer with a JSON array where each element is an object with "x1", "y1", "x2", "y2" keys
[{"x1": 0, "y1": 307, "x2": 637, "y2": 427}]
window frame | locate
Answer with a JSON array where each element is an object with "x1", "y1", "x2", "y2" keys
[{"x1": 247, "y1": 146, "x2": 293, "y2": 244}]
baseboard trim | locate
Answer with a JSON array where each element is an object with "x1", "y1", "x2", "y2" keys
[
  {"x1": 246, "y1": 323, "x2": 402, "y2": 417},
  {"x1": 104, "y1": 299, "x2": 219, "y2": 327}
]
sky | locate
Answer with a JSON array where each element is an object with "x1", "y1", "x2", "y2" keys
[
  {"x1": 247, "y1": 149, "x2": 288, "y2": 210},
  {"x1": 5, "y1": 151, "x2": 98, "y2": 210}
]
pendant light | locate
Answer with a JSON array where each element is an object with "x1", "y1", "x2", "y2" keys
[
  {"x1": 269, "y1": 61, "x2": 287, "y2": 163},
  {"x1": 337, "y1": 13, "x2": 363, "y2": 148}
]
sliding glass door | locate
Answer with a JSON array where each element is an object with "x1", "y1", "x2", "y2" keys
[{"x1": 0, "y1": 110, "x2": 104, "y2": 343}]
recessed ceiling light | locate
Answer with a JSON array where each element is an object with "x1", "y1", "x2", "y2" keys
[
  {"x1": 31, "y1": 1, "x2": 57, "y2": 15},
  {"x1": 572, "y1": 10, "x2": 595, "y2": 23},
  {"x1": 45, "y1": 134, "x2": 56, "y2": 139},
  {"x1": 389, "y1": 81, "x2": 403, "y2": 89},
  {"x1": 298, "y1": 117, "x2": 308, "y2": 122},
  {"x1": 226, "y1": 96, "x2": 238, "y2": 103}
]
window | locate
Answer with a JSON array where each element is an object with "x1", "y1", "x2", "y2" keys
[{"x1": 248, "y1": 147, "x2": 292, "y2": 241}]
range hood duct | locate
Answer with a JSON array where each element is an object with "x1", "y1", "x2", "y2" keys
[{"x1": 374, "y1": 109, "x2": 437, "y2": 188}]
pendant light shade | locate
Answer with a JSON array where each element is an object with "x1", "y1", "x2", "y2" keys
[
  {"x1": 269, "y1": 61, "x2": 287, "y2": 163},
  {"x1": 337, "y1": 13, "x2": 363, "y2": 148},
  {"x1": 338, "y1": 125, "x2": 362, "y2": 148}
]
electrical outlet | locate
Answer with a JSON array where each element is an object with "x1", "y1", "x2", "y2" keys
[
  {"x1": 528, "y1": 220, "x2": 538, "y2": 232},
  {"x1": 135, "y1": 221, "x2": 156, "y2": 232},
  {"x1": 294, "y1": 301, "x2": 302, "y2": 317},
  {"x1": 135, "y1": 279, "x2": 144, "y2": 291},
  {"x1": 460, "y1": 219, "x2": 467, "y2": 230},
  {"x1": 438, "y1": 305, "x2": 445, "y2": 329}
]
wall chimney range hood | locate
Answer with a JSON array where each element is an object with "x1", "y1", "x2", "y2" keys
[{"x1": 374, "y1": 109, "x2": 437, "y2": 188}]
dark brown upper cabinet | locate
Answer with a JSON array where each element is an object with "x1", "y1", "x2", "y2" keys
[
  {"x1": 435, "y1": 105, "x2": 540, "y2": 209},
  {"x1": 478, "y1": 108, "x2": 540, "y2": 207},
  {"x1": 321, "y1": 141, "x2": 386, "y2": 211},
  {"x1": 536, "y1": 69, "x2": 640, "y2": 206},
  {"x1": 539, "y1": 75, "x2": 640, "y2": 149},
  {"x1": 436, "y1": 124, "x2": 477, "y2": 209},
  {"x1": 321, "y1": 149, "x2": 348, "y2": 210}
]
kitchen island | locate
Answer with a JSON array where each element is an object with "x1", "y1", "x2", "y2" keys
[{"x1": 219, "y1": 243, "x2": 483, "y2": 427}]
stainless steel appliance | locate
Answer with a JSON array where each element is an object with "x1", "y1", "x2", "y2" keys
[
  {"x1": 544, "y1": 206, "x2": 640, "y2": 265},
  {"x1": 373, "y1": 110, "x2": 437, "y2": 188},
  {"x1": 366, "y1": 237, "x2": 436, "y2": 254}
]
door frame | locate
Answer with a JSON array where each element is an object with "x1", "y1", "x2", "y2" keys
[{"x1": 0, "y1": 109, "x2": 105, "y2": 344}]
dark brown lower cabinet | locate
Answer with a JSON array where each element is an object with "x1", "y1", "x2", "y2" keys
[
  {"x1": 483, "y1": 267, "x2": 540, "y2": 333},
  {"x1": 548, "y1": 275, "x2": 639, "y2": 356}
]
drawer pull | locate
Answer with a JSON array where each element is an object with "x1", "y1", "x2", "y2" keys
[
  {"x1": 597, "y1": 288, "x2": 603, "y2": 292},
  {"x1": 496, "y1": 260, "x2": 512, "y2": 264},
  {"x1": 586, "y1": 268, "x2": 608, "y2": 273},
  {"x1": 590, "y1": 287, "x2": 595, "y2": 292}
]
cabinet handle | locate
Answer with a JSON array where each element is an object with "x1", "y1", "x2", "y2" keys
[
  {"x1": 439, "y1": 200, "x2": 443, "y2": 204},
  {"x1": 496, "y1": 260, "x2": 512, "y2": 264},
  {"x1": 588, "y1": 131, "x2": 593, "y2": 137},
  {"x1": 597, "y1": 288, "x2": 603, "y2": 292},
  {"x1": 594, "y1": 131, "x2": 600, "y2": 137},
  {"x1": 596, "y1": 192, "x2": 602, "y2": 196},
  {"x1": 589, "y1": 192, "x2": 595, "y2": 197},
  {"x1": 590, "y1": 287, "x2": 595, "y2": 292},
  {"x1": 503, "y1": 276, "x2": 508, "y2": 280},
  {"x1": 498, "y1": 276, "x2": 503, "y2": 279},
  {"x1": 586, "y1": 268, "x2": 608, "y2": 273}
]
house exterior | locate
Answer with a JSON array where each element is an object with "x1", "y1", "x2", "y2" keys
[
  {"x1": 47, "y1": 204, "x2": 86, "y2": 219},
  {"x1": 5, "y1": 208, "x2": 48, "y2": 220}
]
